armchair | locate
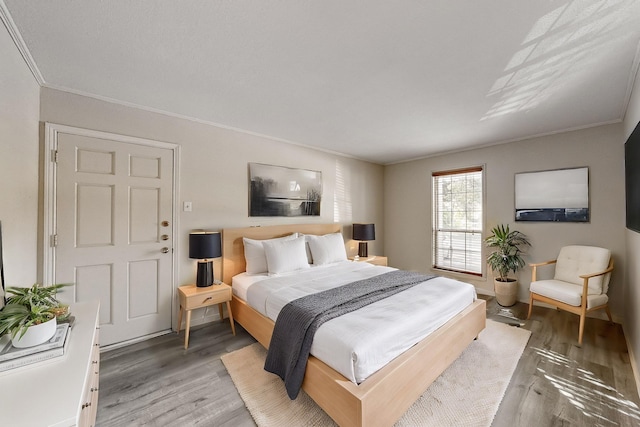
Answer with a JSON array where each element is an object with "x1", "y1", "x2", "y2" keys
[{"x1": 527, "y1": 245, "x2": 613, "y2": 345}]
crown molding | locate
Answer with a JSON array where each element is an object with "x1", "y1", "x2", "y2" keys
[
  {"x1": 385, "y1": 118, "x2": 622, "y2": 166},
  {"x1": 0, "y1": 0, "x2": 45, "y2": 85},
  {"x1": 42, "y1": 82, "x2": 373, "y2": 164}
]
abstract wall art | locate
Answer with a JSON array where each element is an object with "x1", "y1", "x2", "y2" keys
[{"x1": 249, "y1": 163, "x2": 322, "y2": 217}]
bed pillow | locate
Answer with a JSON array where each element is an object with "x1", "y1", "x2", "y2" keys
[
  {"x1": 298, "y1": 233, "x2": 314, "y2": 264},
  {"x1": 243, "y1": 233, "x2": 297, "y2": 274},
  {"x1": 306, "y1": 232, "x2": 348, "y2": 265},
  {"x1": 263, "y1": 236, "x2": 310, "y2": 275}
]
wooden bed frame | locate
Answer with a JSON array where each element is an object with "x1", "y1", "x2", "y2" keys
[{"x1": 222, "y1": 224, "x2": 486, "y2": 427}]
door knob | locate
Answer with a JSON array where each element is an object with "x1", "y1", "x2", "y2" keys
[
  {"x1": 161, "y1": 247, "x2": 170, "y2": 254},
  {"x1": 161, "y1": 234, "x2": 169, "y2": 240},
  {"x1": 161, "y1": 221, "x2": 170, "y2": 227}
]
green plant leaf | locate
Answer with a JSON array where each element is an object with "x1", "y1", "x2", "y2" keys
[
  {"x1": 485, "y1": 224, "x2": 531, "y2": 281},
  {"x1": 0, "y1": 283, "x2": 71, "y2": 338}
]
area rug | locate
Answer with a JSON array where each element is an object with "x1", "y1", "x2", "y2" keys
[{"x1": 221, "y1": 319, "x2": 531, "y2": 426}]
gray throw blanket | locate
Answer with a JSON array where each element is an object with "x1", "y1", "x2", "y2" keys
[{"x1": 264, "y1": 270, "x2": 436, "y2": 399}]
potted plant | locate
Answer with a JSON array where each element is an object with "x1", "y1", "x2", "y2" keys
[
  {"x1": 485, "y1": 224, "x2": 531, "y2": 306},
  {"x1": 0, "y1": 283, "x2": 70, "y2": 348}
]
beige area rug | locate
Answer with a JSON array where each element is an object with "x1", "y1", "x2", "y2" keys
[{"x1": 221, "y1": 319, "x2": 531, "y2": 426}]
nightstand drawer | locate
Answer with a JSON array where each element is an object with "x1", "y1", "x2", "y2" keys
[
  {"x1": 349, "y1": 255, "x2": 388, "y2": 266},
  {"x1": 180, "y1": 285, "x2": 231, "y2": 310}
]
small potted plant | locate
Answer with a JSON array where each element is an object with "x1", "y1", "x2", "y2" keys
[
  {"x1": 0, "y1": 283, "x2": 70, "y2": 348},
  {"x1": 485, "y1": 224, "x2": 531, "y2": 306}
]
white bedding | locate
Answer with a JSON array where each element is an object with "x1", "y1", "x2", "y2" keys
[{"x1": 232, "y1": 261, "x2": 477, "y2": 384}]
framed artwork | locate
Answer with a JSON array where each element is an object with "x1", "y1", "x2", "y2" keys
[
  {"x1": 249, "y1": 163, "x2": 322, "y2": 217},
  {"x1": 515, "y1": 167, "x2": 589, "y2": 222}
]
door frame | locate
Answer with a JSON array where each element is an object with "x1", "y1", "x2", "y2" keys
[{"x1": 42, "y1": 123, "x2": 181, "y2": 329}]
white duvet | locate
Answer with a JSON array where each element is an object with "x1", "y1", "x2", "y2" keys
[{"x1": 232, "y1": 261, "x2": 476, "y2": 384}]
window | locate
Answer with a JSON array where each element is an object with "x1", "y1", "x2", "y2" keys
[{"x1": 432, "y1": 167, "x2": 483, "y2": 276}]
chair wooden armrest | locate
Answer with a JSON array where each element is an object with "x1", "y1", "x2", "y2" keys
[
  {"x1": 579, "y1": 258, "x2": 614, "y2": 306},
  {"x1": 530, "y1": 259, "x2": 557, "y2": 282},
  {"x1": 529, "y1": 259, "x2": 558, "y2": 268}
]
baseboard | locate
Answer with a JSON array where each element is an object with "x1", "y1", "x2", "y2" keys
[
  {"x1": 101, "y1": 329, "x2": 173, "y2": 352},
  {"x1": 176, "y1": 304, "x2": 227, "y2": 331},
  {"x1": 101, "y1": 309, "x2": 225, "y2": 352},
  {"x1": 623, "y1": 324, "x2": 640, "y2": 396},
  {"x1": 179, "y1": 313, "x2": 222, "y2": 330},
  {"x1": 475, "y1": 288, "x2": 494, "y2": 297},
  {"x1": 101, "y1": 305, "x2": 228, "y2": 351}
]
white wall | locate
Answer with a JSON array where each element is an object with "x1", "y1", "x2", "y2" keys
[
  {"x1": 623, "y1": 65, "x2": 640, "y2": 387},
  {"x1": 0, "y1": 20, "x2": 40, "y2": 289},
  {"x1": 384, "y1": 124, "x2": 626, "y2": 319},
  {"x1": 39, "y1": 88, "x2": 385, "y2": 327}
]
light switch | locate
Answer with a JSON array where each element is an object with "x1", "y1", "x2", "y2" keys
[{"x1": 183, "y1": 201, "x2": 192, "y2": 212}]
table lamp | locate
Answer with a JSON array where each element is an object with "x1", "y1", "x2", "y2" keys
[
  {"x1": 189, "y1": 231, "x2": 222, "y2": 287},
  {"x1": 352, "y1": 223, "x2": 375, "y2": 258}
]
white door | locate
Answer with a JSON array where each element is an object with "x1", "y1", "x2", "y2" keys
[{"x1": 53, "y1": 131, "x2": 175, "y2": 345}]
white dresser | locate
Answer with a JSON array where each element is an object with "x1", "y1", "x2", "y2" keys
[{"x1": 0, "y1": 300, "x2": 100, "y2": 426}]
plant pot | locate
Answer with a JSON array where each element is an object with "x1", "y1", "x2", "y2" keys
[
  {"x1": 494, "y1": 278, "x2": 518, "y2": 307},
  {"x1": 11, "y1": 317, "x2": 57, "y2": 348}
]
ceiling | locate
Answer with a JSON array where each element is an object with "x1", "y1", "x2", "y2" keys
[{"x1": 3, "y1": 1, "x2": 640, "y2": 164}]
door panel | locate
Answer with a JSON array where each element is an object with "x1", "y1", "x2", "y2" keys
[
  {"x1": 128, "y1": 259, "x2": 159, "y2": 318},
  {"x1": 77, "y1": 147, "x2": 114, "y2": 174},
  {"x1": 55, "y1": 132, "x2": 174, "y2": 345},
  {"x1": 130, "y1": 187, "x2": 160, "y2": 243},
  {"x1": 76, "y1": 184, "x2": 113, "y2": 246},
  {"x1": 76, "y1": 264, "x2": 113, "y2": 324}
]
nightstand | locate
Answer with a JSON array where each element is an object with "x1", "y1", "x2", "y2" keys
[
  {"x1": 349, "y1": 255, "x2": 388, "y2": 266},
  {"x1": 177, "y1": 283, "x2": 235, "y2": 349}
]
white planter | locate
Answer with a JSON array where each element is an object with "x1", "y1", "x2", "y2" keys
[{"x1": 11, "y1": 317, "x2": 57, "y2": 348}]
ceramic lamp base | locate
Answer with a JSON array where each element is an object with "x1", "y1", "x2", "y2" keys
[
  {"x1": 196, "y1": 260, "x2": 214, "y2": 287},
  {"x1": 358, "y1": 242, "x2": 369, "y2": 258}
]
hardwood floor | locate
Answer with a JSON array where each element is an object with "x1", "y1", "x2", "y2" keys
[
  {"x1": 97, "y1": 298, "x2": 640, "y2": 426},
  {"x1": 97, "y1": 321, "x2": 256, "y2": 427},
  {"x1": 485, "y1": 296, "x2": 640, "y2": 427}
]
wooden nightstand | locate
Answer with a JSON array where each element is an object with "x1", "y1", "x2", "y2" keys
[
  {"x1": 177, "y1": 283, "x2": 235, "y2": 349},
  {"x1": 349, "y1": 255, "x2": 388, "y2": 266}
]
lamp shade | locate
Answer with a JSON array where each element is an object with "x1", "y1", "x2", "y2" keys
[
  {"x1": 352, "y1": 223, "x2": 375, "y2": 241},
  {"x1": 189, "y1": 232, "x2": 222, "y2": 259}
]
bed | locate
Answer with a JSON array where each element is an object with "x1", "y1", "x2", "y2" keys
[{"x1": 223, "y1": 224, "x2": 486, "y2": 427}]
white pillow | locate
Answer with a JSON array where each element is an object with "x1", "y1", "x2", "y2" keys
[
  {"x1": 263, "y1": 236, "x2": 310, "y2": 275},
  {"x1": 298, "y1": 233, "x2": 314, "y2": 264},
  {"x1": 306, "y1": 233, "x2": 348, "y2": 265},
  {"x1": 243, "y1": 233, "x2": 297, "y2": 274}
]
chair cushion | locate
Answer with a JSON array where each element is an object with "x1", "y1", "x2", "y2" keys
[
  {"x1": 554, "y1": 245, "x2": 611, "y2": 294},
  {"x1": 531, "y1": 279, "x2": 609, "y2": 308},
  {"x1": 531, "y1": 279, "x2": 582, "y2": 306}
]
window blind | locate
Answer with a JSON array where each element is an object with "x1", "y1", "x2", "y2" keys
[{"x1": 432, "y1": 167, "x2": 483, "y2": 276}]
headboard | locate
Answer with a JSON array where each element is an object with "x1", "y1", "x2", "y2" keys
[{"x1": 222, "y1": 223, "x2": 341, "y2": 284}]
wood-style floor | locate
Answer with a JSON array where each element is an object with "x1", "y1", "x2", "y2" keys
[
  {"x1": 487, "y1": 296, "x2": 640, "y2": 427},
  {"x1": 96, "y1": 297, "x2": 640, "y2": 426}
]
